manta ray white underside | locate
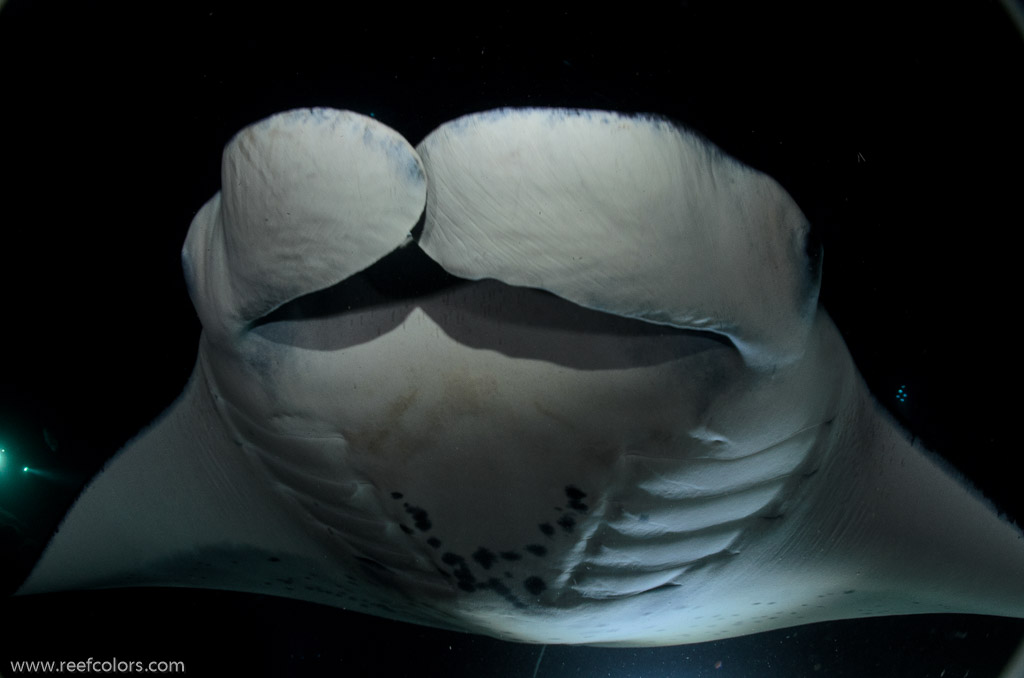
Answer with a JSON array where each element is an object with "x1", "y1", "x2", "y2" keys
[{"x1": 18, "y1": 108, "x2": 1024, "y2": 646}]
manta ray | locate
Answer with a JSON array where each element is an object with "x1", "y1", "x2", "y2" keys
[{"x1": 17, "y1": 107, "x2": 1024, "y2": 646}]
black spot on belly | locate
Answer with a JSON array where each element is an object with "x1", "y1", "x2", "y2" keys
[
  {"x1": 391, "y1": 491, "x2": 404, "y2": 499},
  {"x1": 472, "y1": 547, "x2": 497, "y2": 570},
  {"x1": 400, "y1": 524, "x2": 413, "y2": 534},
  {"x1": 539, "y1": 523, "x2": 555, "y2": 537},
  {"x1": 557, "y1": 514, "x2": 576, "y2": 533},
  {"x1": 565, "y1": 486, "x2": 589, "y2": 512},
  {"x1": 500, "y1": 551, "x2": 521, "y2": 561},
  {"x1": 524, "y1": 576, "x2": 547, "y2": 595},
  {"x1": 267, "y1": 556, "x2": 281, "y2": 563},
  {"x1": 427, "y1": 537, "x2": 442, "y2": 549},
  {"x1": 403, "y1": 502, "x2": 432, "y2": 531},
  {"x1": 525, "y1": 544, "x2": 547, "y2": 557},
  {"x1": 482, "y1": 577, "x2": 526, "y2": 609},
  {"x1": 442, "y1": 552, "x2": 477, "y2": 592}
]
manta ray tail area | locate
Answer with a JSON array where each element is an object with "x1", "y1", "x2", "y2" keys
[{"x1": 182, "y1": 108, "x2": 427, "y2": 336}]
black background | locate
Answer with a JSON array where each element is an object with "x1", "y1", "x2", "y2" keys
[{"x1": 1, "y1": 1, "x2": 1022, "y2": 676}]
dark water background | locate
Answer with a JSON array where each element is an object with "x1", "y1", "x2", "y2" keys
[{"x1": 1, "y1": 1, "x2": 1022, "y2": 675}]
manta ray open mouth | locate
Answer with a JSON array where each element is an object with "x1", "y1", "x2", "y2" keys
[{"x1": 18, "y1": 108, "x2": 1024, "y2": 646}]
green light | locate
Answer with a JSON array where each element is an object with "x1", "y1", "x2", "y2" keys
[{"x1": 23, "y1": 466, "x2": 29, "y2": 472}]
